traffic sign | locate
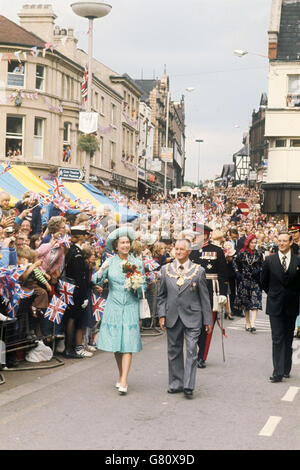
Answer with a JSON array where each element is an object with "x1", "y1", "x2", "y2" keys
[
  {"x1": 238, "y1": 202, "x2": 249, "y2": 217},
  {"x1": 58, "y1": 168, "x2": 84, "y2": 181}
]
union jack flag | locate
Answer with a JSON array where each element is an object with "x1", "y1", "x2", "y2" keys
[
  {"x1": 81, "y1": 65, "x2": 88, "y2": 102},
  {"x1": 92, "y1": 294, "x2": 106, "y2": 321},
  {"x1": 143, "y1": 257, "x2": 159, "y2": 272},
  {"x1": 109, "y1": 190, "x2": 123, "y2": 204},
  {"x1": 0, "y1": 162, "x2": 12, "y2": 176},
  {"x1": 176, "y1": 200, "x2": 185, "y2": 210},
  {"x1": 44, "y1": 295, "x2": 67, "y2": 324},
  {"x1": 217, "y1": 199, "x2": 225, "y2": 213},
  {"x1": 38, "y1": 192, "x2": 53, "y2": 206},
  {"x1": 105, "y1": 251, "x2": 116, "y2": 259},
  {"x1": 58, "y1": 280, "x2": 75, "y2": 305},
  {"x1": 94, "y1": 236, "x2": 106, "y2": 249},
  {"x1": 49, "y1": 178, "x2": 65, "y2": 197},
  {"x1": 57, "y1": 234, "x2": 71, "y2": 249},
  {"x1": 52, "y1": 195, "x2": 70, "y2": 213},
  {"x1": 192, "y1": 213, "x2": 205, "y2": 225},
  {"x1": 6, "y1": 295, "x2": 19, "y2": 318}
]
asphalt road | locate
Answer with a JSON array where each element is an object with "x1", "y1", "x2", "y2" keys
[{"x1": 0, "y1": 306, "x2": 300, "y2": 451}]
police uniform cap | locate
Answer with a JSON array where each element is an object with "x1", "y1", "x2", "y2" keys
[{"x1": 70, "y1": 225, "x2": 88, "y2": 235}]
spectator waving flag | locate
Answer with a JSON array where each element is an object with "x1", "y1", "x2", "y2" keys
[
  {"x1": 92, "y1": 294, "x2": 106, "y2": 321},
  {"x1": 143, "y1": 257, "x2": 160, "y2": 272},
  {"x1": 58, "y1": 280, "x2": 75, "y2": 305},
  {"x1": 109, "y1": 190, "x2": 124, "y2": 204},
  {"x1": 44, "y1": 295, "x2": 67, "y2": 325}
]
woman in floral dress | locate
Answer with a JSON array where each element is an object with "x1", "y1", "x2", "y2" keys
[{"x1": 233, "y1": 234, "x2": 263, "y2": 333}]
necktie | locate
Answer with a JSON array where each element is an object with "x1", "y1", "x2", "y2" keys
[{"x1": 282, "y1": 255, "x2": 287, "y2": 272}]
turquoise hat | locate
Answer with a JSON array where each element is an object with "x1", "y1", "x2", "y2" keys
[{"x1": 106, "y1": 226, "x2": 135, "y2": 251}]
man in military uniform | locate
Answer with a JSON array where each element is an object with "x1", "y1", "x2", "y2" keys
[
  {"x1": 289, "y1": 224, "x2": 300, "y2": 256},
  {"x1": 190, "y1": 224, "x2": 228, "y2": 368},
  {"x1": 289, "y1": 224, "x2": 300, "y2": 338}
]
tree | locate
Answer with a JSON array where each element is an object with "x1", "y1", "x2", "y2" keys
[{"x1": 77, "y1": 134, "x2": 99, "y2": 159}]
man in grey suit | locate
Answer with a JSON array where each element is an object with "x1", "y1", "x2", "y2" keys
[{"x1": 157, "y1": 239, "x2": 213, "y2": 399}]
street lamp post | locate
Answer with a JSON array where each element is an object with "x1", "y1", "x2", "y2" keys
[
  {"x1": 71, "y1": 2, "x2": 112, "y2": 182},
  {"x1": 164, "y1": 90, "x2": 170, "y2": 199},
  {"x1": 195, "y1": 139, "x2": 204, "y2": 187},
  {"x1": 233, "y1": 49, "x2": 269, "y2": 59}
]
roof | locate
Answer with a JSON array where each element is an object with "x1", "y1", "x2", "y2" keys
[
  {"x1": 0, "y1": 15, "x2": 45, "y2": 48},
  {"x1": 134, "y1": 79, "x2": 157, "y2": 103},
  {"x1": 221, "y1": 164, "x2": 235, "y2": 178},
  {"x1": 277, "y1": 0, "x2": 300, "y2": 61},
  {"x1": 233, "y1": 144, "x2": 249, "y2": 158}
]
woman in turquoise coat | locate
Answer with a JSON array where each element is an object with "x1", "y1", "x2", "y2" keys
[{"x1": 93, "y1": 226, "x2": 146, "y2": 395}]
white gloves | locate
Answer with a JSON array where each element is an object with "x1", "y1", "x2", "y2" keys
[
  {"x1": 218, "y1": 295, "x2": 227, "y2": 304},
  {"x1": 81, "y1": 299, "x2": 88, "y2": 309}
]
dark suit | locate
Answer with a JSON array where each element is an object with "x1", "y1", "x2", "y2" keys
[{"x1": 261, "y1": 252, "x2": 300, "y2": 378}]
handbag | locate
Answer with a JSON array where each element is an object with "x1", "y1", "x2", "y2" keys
[
  {"x1": 139, "y1": 288, "x2": 151, "y2": 320},
  {"x1": 212, "y1": 279, "x2": 223, "y2": 313}
]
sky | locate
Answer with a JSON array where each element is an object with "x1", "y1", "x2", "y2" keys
[{"x1": 4, "y1": 0, "x2": 272, "y2": 184}]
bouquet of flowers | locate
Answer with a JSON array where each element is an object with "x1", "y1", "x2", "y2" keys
[{"x1": 122, "y1": 261, "x2": 144, "y2": 292}]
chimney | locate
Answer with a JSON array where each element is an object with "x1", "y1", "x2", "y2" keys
[
  {"x1": 53, "y1": 26, "x2": 78, "y2": 59},
  {"x1": 268, "y1": 0, "x2": 282, "y2": 60},
  {"x1": 18, "y1": 4, "x2": 57, "y2": 43}
]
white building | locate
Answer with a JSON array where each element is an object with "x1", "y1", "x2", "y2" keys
[{"x1": 264, "y1": 0, "x2": 300, "y2": 221}]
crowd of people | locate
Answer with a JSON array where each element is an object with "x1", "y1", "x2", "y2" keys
[{"x1": 0, "y1": 176, "x2": 299, "y2": 381}]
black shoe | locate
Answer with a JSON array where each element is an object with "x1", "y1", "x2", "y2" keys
[
  {"x1": 197, "y1": 359, "x2": 206, "y2": 369},
  {"x1": 225, "y1": 314, "x2": 234, "y2": 321},
  {"x1": 269, "y1": 376, "x2": 282, "y2": 383},
  {"x1": 283, "y1": 374, "x2": 290, "y2": 379},
  {"x1": 64, "y1": 350, "x2": 83, "y2": 359},
  {"x1": 183, "y1": 389, "x2": 193, "y2": 399},
  {"x1": 250, "y1": 327, "x2": 256, "y2": 333},
  {"x1": 245, "y1": 327, "x2": 251, "y2": 332},
  {"x1": 167, "y1": 388, "x2": 183, "y2": 394}
]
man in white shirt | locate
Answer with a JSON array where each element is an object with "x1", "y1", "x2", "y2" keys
[{"x1": 261, "y1": 232, "x2": 300, "y2": 382}]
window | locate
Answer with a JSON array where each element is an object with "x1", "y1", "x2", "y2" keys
[
  {"x1": 288, "y1": 75, "x2": 300, "y2": 94},
  {"x1": 34, "y1": 118, "x2": 44, "y2": 159},
  {"x1": 6, "y1": 116, "x2": 23, "y2": 158},
  {"x1": 93, "y1": 92, "x2": 98, "y2": 111},
  {"x1": 110, "y1": 141, "x2": 116, "y2": 168},
  {"x1": 63, "y1": 123, "x2": 72, "y2": 163},
  {"x1": 111, "y1": 103, "x2": 117, "y2": 126},
  {"x1": 291, "y1": 139, "x2": 300, "y2": 147},
  {"x1": 98, "y1": 136, "x2": 103, "y2": 167},
  {"x1": 64, "y1": 123, "x2": 71, "y2": 144},
  {"x1": 8, "y1": 61, "x2": 25, "y2": 87},
  {"x1": 99, "y1": 96, "x2": 105, "y2": 116},
  {"x1": 35, "y1": 65, "x2": 45, "y2": 91},
  {"x1": 275, "y1": 139, "x2": 287, "y2": 147}
]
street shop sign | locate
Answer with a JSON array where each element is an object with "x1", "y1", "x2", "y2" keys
[
  {"x1": 160, "y1": 147, "x2": 173, "y2": 163},
  {"x1": 58, "y1": 168, "x2": 84, "y2": 181}
]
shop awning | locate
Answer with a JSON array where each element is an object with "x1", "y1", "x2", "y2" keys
[
  {"x1": 83, "y1": 183, "x2": 138, "y2": 222},
  {"x1": 0, "y1": 164, "x2": 138, "y2": 222}
]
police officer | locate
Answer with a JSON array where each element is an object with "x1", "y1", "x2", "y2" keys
[
  {"x1": 190, "y1": 224, "x2": 228, "y2": 368},
  {"x1": 64, "y1": 225, "x2": 91, "y2": 359}
]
